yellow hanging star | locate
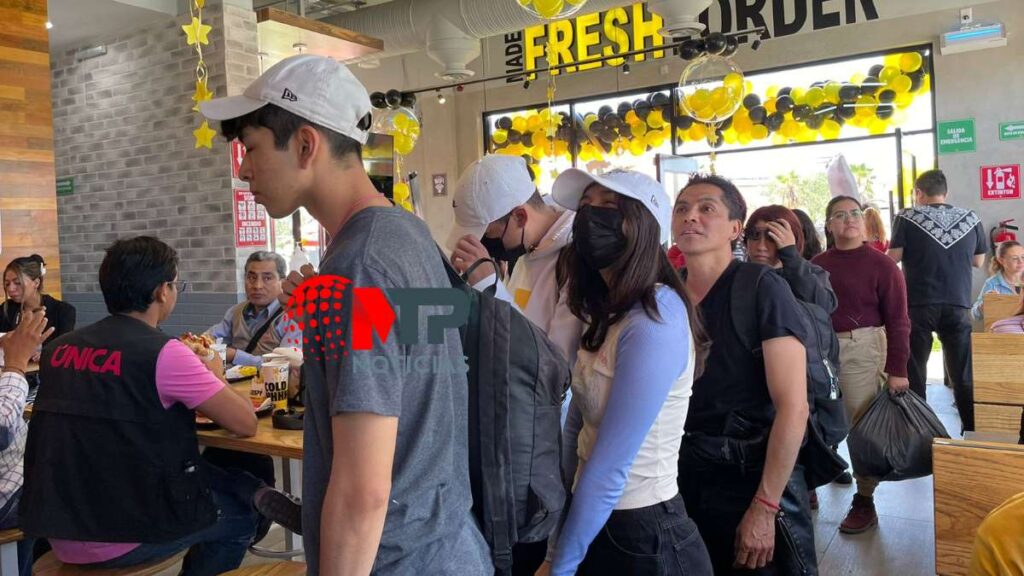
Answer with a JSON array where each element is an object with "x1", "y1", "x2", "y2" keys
[
  {"x1": 182, "y1": 16, "x2": 212, "y2": 46},
  {"x1": 191, "y1": 78, "x2": 213, "y2": 112},
  {"x1": 193, "y1": 120, "x2": 216, "y2": 149},
  {"x1": 195, "y1": 0, "x2": 205, "y2": 7}
]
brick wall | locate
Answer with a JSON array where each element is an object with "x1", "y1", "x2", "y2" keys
[{"x1": 51, "y1": 1, "x2": 259, "y2": 335}]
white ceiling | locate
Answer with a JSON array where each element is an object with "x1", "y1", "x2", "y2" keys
[{"x1": 47, "y1": 0, "x2": 178, "y2": 53}]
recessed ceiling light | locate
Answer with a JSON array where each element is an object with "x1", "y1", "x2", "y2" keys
[{"x1": 45, "y1": 21, "x2": 53, "y2": 29}]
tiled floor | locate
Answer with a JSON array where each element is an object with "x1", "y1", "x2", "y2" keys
[{"x1": 160, "y1": 356, "x2": 956, "y2": 575}]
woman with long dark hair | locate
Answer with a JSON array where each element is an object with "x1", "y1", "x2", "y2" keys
[
  {"x1": 2, "y1": 255, "x2": 76, "y2": 356},
  {"x1": 793, "y1": 209, "x2": 823, "y2": 260},
  {"x1": 537, "y1": 169, "x2": 711, "y2": 576}
]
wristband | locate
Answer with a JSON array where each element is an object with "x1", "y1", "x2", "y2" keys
[{"x1": 754, "y1": 495, "x2": 780, "y2": 512}]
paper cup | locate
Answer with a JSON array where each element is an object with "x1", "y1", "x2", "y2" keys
[
  {"x1": 249, "y1": 373, "x2": 266, "y2": 409},
  {"x1": 261, "y1": 360, "x2": 290, "y2": 411}
]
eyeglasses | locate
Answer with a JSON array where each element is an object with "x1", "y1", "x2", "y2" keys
[
  {"x1": 744, "y1": 228, "x2": 771, "y2": 242},
  {"x1": 169, "y1": 280, "x2": 188, "y2": 292},
  {"x1": 828, "y1": 209, "x2": 864, "y2": 223}
]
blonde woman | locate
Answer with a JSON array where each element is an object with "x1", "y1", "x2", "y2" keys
[
  {"x1": 972, "y1": 241, "x2": 1024, "y2": 321},
  {"x1": 863, "y1": 207, "x2": 889, "y2": 252}
]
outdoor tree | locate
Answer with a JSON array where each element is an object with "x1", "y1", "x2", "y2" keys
[
  {"x1": 766, "y1": 171, "x2": 833, "y2": 225},
  {"x1": 849, "y1": 163, "x2": 879, "y2": 204}
]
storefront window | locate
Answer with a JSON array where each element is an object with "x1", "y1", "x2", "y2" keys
[{"x1": 484, "y1": 104, "x2": 572, "y2": 194}]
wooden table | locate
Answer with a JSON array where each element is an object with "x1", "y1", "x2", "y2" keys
[
  {"x1": 197, "y1": 382, "x2": 304, "y2": 554},
  {"x1": 26, "y1": 362, "x2": 39, "y2": 373}
]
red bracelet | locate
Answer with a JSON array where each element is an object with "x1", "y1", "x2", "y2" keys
[{"x1": 754, "y1": 496, "x2": 781, "y2": 512}]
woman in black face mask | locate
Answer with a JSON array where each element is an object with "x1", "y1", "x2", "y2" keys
[{"x1": 537, "y1": 169, "x2": 712, "y2": 576}]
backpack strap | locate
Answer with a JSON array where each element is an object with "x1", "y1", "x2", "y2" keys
[
  {"x1": 730, "y1": 262, "x2": 772, "y2": 356},
  {"x1": 243, "y1": 306, "x2": 285, "y2": 355}
]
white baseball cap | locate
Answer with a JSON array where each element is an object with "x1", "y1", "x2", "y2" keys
[
  {"x1": 200, "y1": 54, "x2": 372, "y2": 144},
  {"x1": 552, "y1": 168, "x2": 671, "y2": 241},
  {"x1": 445, "y1": 155, "x2": 537, "y2": 252}
]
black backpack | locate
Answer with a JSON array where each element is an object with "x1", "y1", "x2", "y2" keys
[{"x1": 439, "y1": 252, "x2": 572, "y2": 573}]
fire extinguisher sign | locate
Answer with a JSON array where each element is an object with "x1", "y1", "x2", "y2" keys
[{"x1": 980, "y1": 165, "x2": 1021, "y2": 201}]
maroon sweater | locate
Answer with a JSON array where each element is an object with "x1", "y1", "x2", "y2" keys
[{"x1": 813, "y1": 244, "x2": 911, "y2": 378}]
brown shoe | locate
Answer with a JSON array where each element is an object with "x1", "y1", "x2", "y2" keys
[
  {"x1": 809, "y1": 489, "x2": 819, "y2": 510},
  {"x1": 839, "y1": 494, "x2": 878, "y2": 534}
]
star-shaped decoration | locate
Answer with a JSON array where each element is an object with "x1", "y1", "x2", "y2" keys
[
  {"x1": 182, "y1": 16, "x2": 212, "y2": 46},
  {"x1": 191, "y1": 78, "x2": 213, "y2": 112},
  {"x1": 193, "y1": 120, "x2": 216, "y2": 149},
  {"x1": 195, "y1": 0, "x2": 205, "y2": 7}
]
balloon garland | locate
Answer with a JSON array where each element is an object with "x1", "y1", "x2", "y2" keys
[
  {"x1": 515, "y1": 0, "x2": 589, "y2": 22},
  {"x1": 486, "y1": 51, "x2": 930, "y2": 165},
  {"x1": 370, "y1": 90, "x2": 421, "y2": 212},
  {"x1": 183, "y1": 0, "x2": 215, "y2": 149}
]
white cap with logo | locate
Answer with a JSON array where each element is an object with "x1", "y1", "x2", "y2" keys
[
  {"x1": 200, "y1": 54, "x2": 372, "y2": 144},
  {"x1": 552, "y1": 168, "x2": 672, "y2": 242},
  {"x1": 445, "y1": 155, "x2": 537, "y2": 252}
]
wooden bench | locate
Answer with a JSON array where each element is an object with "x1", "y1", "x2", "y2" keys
[
  {"x1": 982, "y1": 293, "x2": 1020, "y2": 332},
  {"x1": 934, "y1": 438, "x2": 1024, "y2": 575},
  {"x1": 32, "y1": 551, "x2": 184, "y2": 575},
  {"x1": 0, "y1": 529, "x2": 23, "y2": 576},
  {"x1": 972, "y1": 333, "x2": 1024, "y2": 436},
  {"x1": 222, "y1": 561, "x2": 307, "y2": 575}
]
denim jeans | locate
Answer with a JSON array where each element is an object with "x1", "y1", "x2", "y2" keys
[
  {"x1": 0, "y1": 488, "x2": 35, "y2": 575},
  {"x1": 86, "y1": 464, "x2": 261, "y2": 576},
  {"x1": 577, "y1": 494, "x2": 713, "y2": 576}
]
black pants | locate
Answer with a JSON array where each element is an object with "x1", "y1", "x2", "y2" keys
[
  {"x1": 907, "y1": 305, "x2": 974, "y2": 431},
  {"x1": 577, "y1": 494, "x2": 712, "y2": 575},
  {"x1": 511, "y1": 540, "x2": 547, "y2": 576},
  {"x1": 679, "y1": 446, "x2": 816, "y2": 576},
  {"x1": 201, "y1": 448, "x2": 275, "y2": 487}
]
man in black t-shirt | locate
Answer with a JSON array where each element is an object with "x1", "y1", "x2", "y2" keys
[
  {"x1": 889, "y1": 170, "x2": 986, "y2": 431},
  {"x1": 674, "y1": 174, "x2": 815, "y2": 575}
]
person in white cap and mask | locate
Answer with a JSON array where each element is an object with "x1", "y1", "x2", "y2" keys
[
  {"x1": 200, "y1": 55, "x2": 489, "y2": 575},
  {"x1": 447, "y1": 155, "x2": 581, "y2": 371},
  {"x1": 538, "y1": 169, "x2": 712, "y2": 576}
]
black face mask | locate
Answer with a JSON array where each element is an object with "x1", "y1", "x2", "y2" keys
[
  {"x1": 481, "y1": 217, "x2": 528, "y2": 262},
  {"x1": 573, "y1": 205, "x2": 626, "y2": 270}
]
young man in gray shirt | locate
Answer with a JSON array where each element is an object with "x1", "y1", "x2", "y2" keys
[{"x1": 202, "y1": 55, "x2": 489, "y2": 575}]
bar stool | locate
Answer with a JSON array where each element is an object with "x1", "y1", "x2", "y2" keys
[
  {"x1": 221, "y1": 561, "x2": 306, "y2": 575},
  {"x1": 32, "y1": 551, "x2": 185, "y2": 575}
]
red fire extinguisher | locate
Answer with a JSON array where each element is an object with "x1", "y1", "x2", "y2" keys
[{"x1": 991, "y1": 219, "x2": 1019, "y2": 252}]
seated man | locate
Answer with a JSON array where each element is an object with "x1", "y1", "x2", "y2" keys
[
  {"x1": 19, "y1": 236, "x2": 299, "y2": 574},
  {"x1": 0, "y1": 308, "x2": 54, "y2": 575},
  {"x1": 208, "y1": 251, "x2": 299, "y2": 367},
  {"x1": 970, "y1": 491, "x2": 1024, "y2": 575}
]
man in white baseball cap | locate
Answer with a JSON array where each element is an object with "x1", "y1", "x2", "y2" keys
[
  {"x1": 201, "y1": 55, "x2": 490, "y2": 575},
  {"x1": 447, "y1": 156, "x2": 581, "y2": 370}
]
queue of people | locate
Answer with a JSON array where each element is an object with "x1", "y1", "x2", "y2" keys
[{"x1": 0, "y1": 53, "x2": 1011, "y2": 576}]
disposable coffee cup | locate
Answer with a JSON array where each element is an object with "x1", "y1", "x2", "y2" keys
[
  {"x1": 261, "y1": 360, "x2": 290, "y2": 411},
  {"x1": 249, "y1": 373, "x2": 266, "y2": 409}
]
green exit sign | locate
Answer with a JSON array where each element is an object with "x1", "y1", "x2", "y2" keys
[
  {"x1": 1000, "y1": 121, "x2": 1024, "y2": 141},
  {"x1": 937, "y1": 119, "x2": 976, "y2": 154},
  {"x1": 56, "y1": 177, "x2": 74, "y2": 196}
]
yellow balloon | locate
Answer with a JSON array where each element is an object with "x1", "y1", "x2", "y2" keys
[
  {"x1": 868, "y1": 118, "x2": 888, "y2": 135},
  {"x1": 880, "y1": 66, "x2": 900, "y2": 84},
  {"x1": 527, "y1": 114, "x2": 542, "y2": 131},
  {"x1": 780, "y1": 119, "x2": 799, "y2": 138},
  {"x1": 688, "y1": 123, "x2": 707, "y2": 141},
  {"x1": 821, "y1": 119, "x2": 841, "y2": 140},
  {"x1": 492, "y1": 129, "x2": 508, "y2": 144},
  {"x1": 884, "y1": 52, "x2": 902, "y2": 67},
  {"x1": 855, "y1": 95, "x2": 877, "y2": 117},
  {"x1": 531, "y1": 131, "x2": 548, "y2": 149},
  {"x1": 791, "y1": 87, "x2": 807, "y2": 105},
  {"x1": 732, "y1": 115, "x2": 753, "y2": 134},
  {"x1": 394, "y1": 133, "x2": 414, "y2": 155},
  {"x1": 849, "y1": 72, "x2": 866, "y2": 85},
  {"x1": 512, "y1": 116, "x2": 527, "y2": 133},
  {"x1": 676, "y1": 128, "x2": 689, "y2": 142},
  {"x1": 393, "y1": 113, "x2": 409, "y2": 132},
  {"x1": 805, "y1": 87, "x2": 825, "y2": 108},
  {"x1": 625, "y1": 110, "x2": 640, "y2": 125},
  {"x1": 764, "y1": 98, "x2": 777, "y2": 114},
  {"x1": 554, "y1": 140, "x2": 569, "y2": 156},
  {"x1": 752, "y1": 125, "x2": 769, "y2": 140},
  {"x1": 744, "y1": 80, "x2": 755, "y2": 96},
  {"x1": 688, "y1": 89, "x2": 712, "y2": 113},
  {"x1": 766, "y1": 85, "x2": 779, "y2": 99},
  {"x1": 629, "y1": 139, "x2": 646, "y2": 156},
  {"x1": 646, "y1": 109, "x2": 665, "y2": 129},
  {"x1": 899, "y1": 52, "x2": 923, "y2": 73},
  {"x1": 771, "y1": 133, "x2": 788, "y2": 146},
  {"x1": 891, "y1": 74, "x2": 912, "y2": 94},
  {"x1": 895, "y1": 92, "x2": 914, "y2": 109},
  {"x1": 723, "y1": 129, "x2": 738, "y2": 144},
  {"x1": 724, "y1": 72, "x2": 744, "y2": 93},
  {"x1": 738, "y1": 132, "x2": 753, "y2": 145},
  {"x1": 583, "y1": 114, "x2": 598, "y2": 129},
  {"x1": 644, "y1": 130, "x2": 665, "y2": 149},
  {"x1": 532, "y1": 0, "x2": 565, "y2": 18},
  {"x1": 531, "y1": 146, "x2": 546, "y2": 161},
  {"x1": 824, "y1": 82, "x2": 842, "y2": 104},
  {"x1": 393, "y1": 182, "x2": 410, "y2": 203}
]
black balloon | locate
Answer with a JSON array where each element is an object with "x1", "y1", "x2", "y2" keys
[
  {"x1": 507, "y1": 130, "x2": 522, "y2": 144},
  {"x1": 711, "y1": 129, "x2": 725, "y2": 148},
  {"x1": 497, "y1": 116, "x2": 513, "y2": 130},
  {"x1": 868, "y1": 64, "x2": 884, "y2": 78},
  {"x1": 876, "y1": 104, "x2": 895, "y2": 120},
  {"x1": 909, "y1": 73, "x2": 925, "y2": 92},
  {"x1": 617, "y1": 102, "x2": 633, "y2": 117},
  {"x1": 719, "y1": 116, "x2": 733, "y2": 130},
  {"x1": 792, "y1": 104, "x2": 812, "y2": 122},
  {"x1": 749, "y1": 105, "x2": 767, "y2": 124},
  {"x1": 777, "y1": 87, "x2": 792, "y2": 98},
  {"x1": 765, "y1": 112, "x2": 785, "y2": 132},
  {"x1": 839, "y1": 84, "x2": 860, "y2": 103},
  {"x1": 680, "y1": 38, "x2": 703, "y2": 61},
  {"x1": 598, "y1": 105, "x2": 614, "y2": 120},
  {"x1": 860, "y1": 76, "x2": 881, "y2": 95},
  {"x1": 650, "y1": 92, "x2": 670, "y2": 109},
  {"x1": 776, "y1": 95, "x2": 794, "y2": 113},
  {"x1": 837, "y1": 103, "x2": 856, "y2": 120},
  {"x1": 400, "y1": 92, "x2": 417, "y2": 108},
  {"x1": 635, "y1": 100, "x2": 653, "y2": 119},
  {"x1": 721, "y1": 36, "x2": 739, "y2": 57},
  {"x1": 878, "y1": 89, "x2": 896, "y2": 103},
  {"x1": 743, "y1": 93, "x2": 762, "y2": 110},
  {"x1": 805, "y1": 114, "x2": 825, "y2": 130},
  {"x1": 704, "y1": 32, "x2": 727, "y2": 55},
  {"x1": 385, "y1": 89, "x2": 402, "y2": 108},
  {"x1": 606, "y1": 115, "x2": 625, "y2": 129},
  {"x1": 674, "y1": 115, "x2": 694, "y2": 130},
  {"x1": 370, "y1": 91, "x2": 387, "y2": 109}
]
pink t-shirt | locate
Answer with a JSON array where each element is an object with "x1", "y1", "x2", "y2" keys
[{"x1": 50, "y1": 340, "x2": 226, "y2": 565}]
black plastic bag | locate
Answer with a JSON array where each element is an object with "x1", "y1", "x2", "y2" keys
[{"x1": 847, "y1": 389, "x2": 950, "y2": 481}]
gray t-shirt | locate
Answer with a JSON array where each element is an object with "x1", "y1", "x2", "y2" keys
[{"x1": 301, "y1": 206, "x2": 489, "y2": 575}]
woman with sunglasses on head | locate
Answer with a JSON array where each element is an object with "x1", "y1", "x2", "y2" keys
[
  {"x1": 811, "y1": 196, "x2": 910, "y2": 535},
  {"x1": 536, "y1": 169, "x2": 712, "y2": 576},
  {"x1": 2, "y1": 255, "x2": 76, "y2": 360}
]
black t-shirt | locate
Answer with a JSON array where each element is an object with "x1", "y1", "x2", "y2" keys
[
  {"x1": 890, "y1": 204, "x2": 987, "y2": 308},
  {"x1": 686, "y1": 261, "x2": 809, "y2": 436}
]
